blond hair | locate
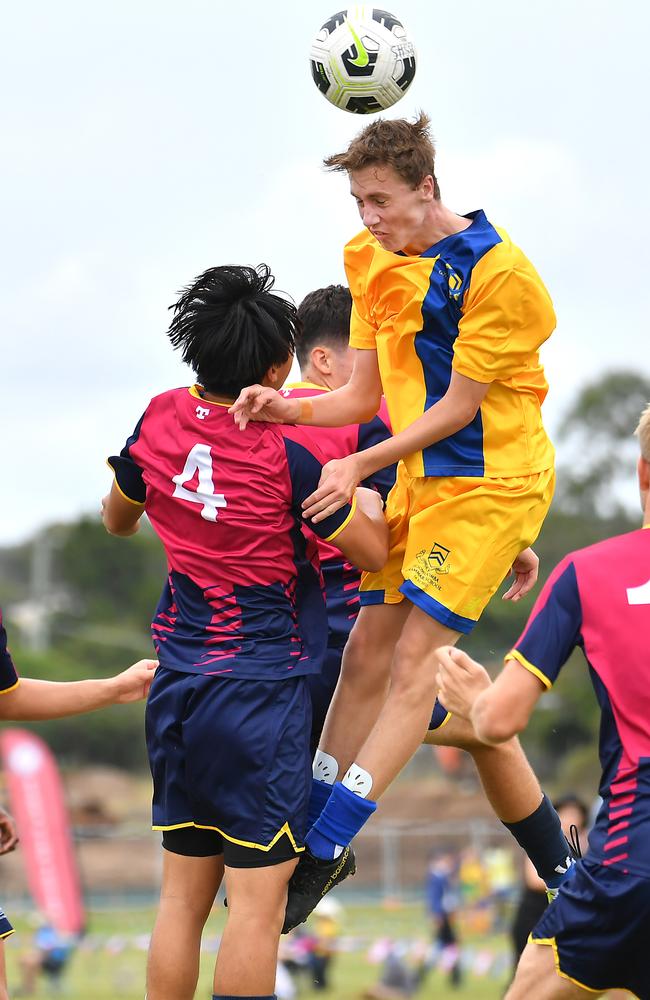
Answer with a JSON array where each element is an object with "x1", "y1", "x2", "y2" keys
[{"x1": 635, "y1": 402, "x2": 650, "y2": 461}]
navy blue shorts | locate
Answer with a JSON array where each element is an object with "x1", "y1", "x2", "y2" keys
[
  {"x1": 428, "y1": 697, "x2": 451, "y2": 731},
  {"x1": 531, "y1": 857, "x2": 650, "y2": 997},
  {"x1": 146, "y1": 667, "x2": 312, "y2": 868},
  {"x1": 0, "y1": 905, "x2": 13, "y2": 939}
]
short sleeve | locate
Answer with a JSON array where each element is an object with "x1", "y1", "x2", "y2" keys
[
  {"x1": 281, "y1": 429, "x2": 356, "y2": 543},
  {"x1": 107, "y1": 413, "x2": 147, "y2": 505},
  {"x1": 344, "y1": 236, "x2": 379, "y2": 350},
  {"x1": 453, "y1": 258, "x2": 556, "y2": 383},
  {"x1": 349, "y1": 299, "x2": 377, "y2": 350},
  {"x1": 0, "y1": 610, "x2": 20, "y2": 694},
  {"x1": 506, "y1": 557, "x2": 582, "y2": 689}
]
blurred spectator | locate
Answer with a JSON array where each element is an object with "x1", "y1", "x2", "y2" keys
[
  {"x1": 483, "y1": 845, "x2": 517, "y2": 931},
  {"x1": 425, "y1": 852, "x2": 462, "y2": 987},
  {"x1": 16, "y1": 921, "x2": 74, "y2": 996},
  {"x1": 363, "y1": 940, "x2": 429, "y2": 1000},
  {"x1": 307, "y1": 896, "x2": 342, "y2": 991}
]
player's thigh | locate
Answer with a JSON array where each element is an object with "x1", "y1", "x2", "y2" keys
[
  {"x1": 422, "y1": 710, "x2": 481, "y2": 749},
  {"x1": 159, "y1": 849, "x2": 225, "y2": 919},
  {"x1": 390, "y1": 602, "x2": 460, "y2": 692},
  {"x1": 340, "y1": 602, "x2": 412, "y2": 684},
  {"x1": 0, "y1": 940, "x2": 7, "y2": 1000},
  {"x1": 400, "y1": 470, "x2": 554, "y2": 630},
  {"x1": 358, "y1": 461, "x2": 411, "y2": 604},
  {"x1": 507, "y1": 942, "x2": 605, "y2": 1000}
]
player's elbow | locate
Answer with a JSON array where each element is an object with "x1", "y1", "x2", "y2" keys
[
  {"x1": 103, "y1": 516, "x2": 139, "y2": 538},
  {"x1": 473, "y1": 702, "x2": 523, "y2": 746}
]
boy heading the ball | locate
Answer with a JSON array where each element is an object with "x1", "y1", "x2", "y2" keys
[{"x1": 231, "y1": 114, "x2": 570, "y2": 930}]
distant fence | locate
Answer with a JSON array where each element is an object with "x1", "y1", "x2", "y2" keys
[{"x1": 0, "y1": 816, "x2": 518, "y2": 912}]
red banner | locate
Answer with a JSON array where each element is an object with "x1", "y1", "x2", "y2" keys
[{"x1": 0, "y1": 729, "x2": 85, "y2": 934}]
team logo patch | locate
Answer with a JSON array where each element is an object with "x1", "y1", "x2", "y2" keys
[
  {"x1": 428, "y1": 543, "x2": 450, "y2": 568},
  {"x1": 195, "y1": 406, "x2": 210, "y2": 421}
]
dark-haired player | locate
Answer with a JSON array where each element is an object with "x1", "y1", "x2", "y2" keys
[
  {"x1": 231, "y1": 116, "x2": 569, "y2": 932},
  {"x1": 0, "y1": 608, "x2": 155, "y2": 1000},
  {"x1": 437, "y1": 403, "x2": 650, "y2": 999},
  {"x1": 102, "y1": 264, "x2": 388, "y2": 1000},
  {"x1": 285, "y1": 283, "x2": 395, "y2": 755}
]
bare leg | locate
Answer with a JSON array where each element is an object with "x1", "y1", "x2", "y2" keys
[
  {"x1": 318, "y1": 602, "x2": 411, "y2": 777},
  {"x1": 424, "y1": 715, "x2": 543, "y2": 822},
  {"x1": 506, "y1": 942, "x2": 605, "y2": 999},
  {"x1": 214, "y1": 858, "x2": 298, "y2": 995},
  {"x1": 146, "y1": 850, "x2": 224, "y2": 1000},
  {"x1": 0, "y1": 941, "x2": 8, "y2": 1000},
  {"x1": 353, "y1": 604, "x2": 460, "y2": 797}
]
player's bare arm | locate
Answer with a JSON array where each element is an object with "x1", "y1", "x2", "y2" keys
[
  {"x1": 0, "y1": 660, "x2": 157, "y2": 721},
  {"x1": 437, "y1": 648, "x2": 545, "y2": 745},
  {"x1": 302, "y1": 370, "x2": 489, "y2": 522},
  {"x1": 229, "y1": 348, "x2": 382, "y2": 430},
  {"x1": 330, "y1": 486, "x2": 388, "y2": 572},
  {"x1": 102, "y1": 481, "x2": 145, "y2": 536}
]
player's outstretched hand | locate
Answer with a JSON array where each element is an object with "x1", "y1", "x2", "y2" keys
[
  {"x1": 502, "y1": 546, "x2": 539, "y2": 602},
  {"x1": 0, "y1": 807, "x2": 19, "y2": 855},
  {"x1": 302, "y1": 454, "x2": 362, "y2": 524},
  {"x1": 228, "y1": 386, "x2": 298, "y2": 430},
  {"x1": 436, "y1": 646, "x2": 492, "y2": 720},
  {"x1": 111, "y1": 659, "x2": 158, "y2": 703}
]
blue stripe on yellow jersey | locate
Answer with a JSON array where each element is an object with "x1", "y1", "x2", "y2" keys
[{"x1": 346, "y1": 210, "x2": 555, "y2": 478}]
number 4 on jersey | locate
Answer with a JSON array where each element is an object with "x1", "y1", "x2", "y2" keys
[
  {"x1": 172, "y1": 444, "x2": 227, "y2": 522},
  {"x1": 627, "y1": 578, "x2": 650, "y2": 606}
]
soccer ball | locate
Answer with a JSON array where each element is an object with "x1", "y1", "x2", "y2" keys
[{"x1": 310, "y1": 8, "x2": 416, "y2": 114}]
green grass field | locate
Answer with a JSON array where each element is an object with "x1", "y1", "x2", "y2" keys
[{"x1": 4, "y1": 902, "x2": 510, "y2": 998}]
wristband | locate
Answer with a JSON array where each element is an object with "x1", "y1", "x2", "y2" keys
[{"x1": 299, "y1": 398, "x2": 313, "y2": 422}]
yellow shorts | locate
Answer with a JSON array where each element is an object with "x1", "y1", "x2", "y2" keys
[{"x1": 360, "y1": 462, "x2": 555, "y2": 634}]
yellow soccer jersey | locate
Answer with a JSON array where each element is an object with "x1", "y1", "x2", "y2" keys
[{"x1": 346, "y1": 210, "x2": 556, "y2": 479}]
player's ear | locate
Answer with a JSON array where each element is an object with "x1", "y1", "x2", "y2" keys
[
  {"x1": 310, "y1": 346, "x2": 331, "y2": 376},
  {"x1": 638, "y1": 454, "x2": 650, "y2": 492},
  {"x1": 420, "y1": 175, "x2": 434, "y2": 201}
]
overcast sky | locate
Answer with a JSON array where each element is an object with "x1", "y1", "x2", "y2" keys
[{"x1": 2, "y1": 0, "x2": 648, "y2": 545}]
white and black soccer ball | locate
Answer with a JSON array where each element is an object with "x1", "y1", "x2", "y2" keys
[{"x1": 310, "y1": 8, "x2": 416, "y2": 114}]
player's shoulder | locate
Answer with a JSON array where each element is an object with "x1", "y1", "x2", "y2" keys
[
  {"x1": 280, "y1": 382, "x2": 328, "y2": 399},
  {"x1": 140, "y1": 385, "x2": 194, "y2": 416},
  {"x1": 277, "y1": 424, "x2": 329, "y2": 467},
  {"x1": 570, "y1": 526, "x2": 649, "y2": 567},
  {"x1": 344, "y1": 229, "x2": 387, "y2": 279},
  {"x1": 345, "y1": 228, "x2": 376, "y2": 251}
]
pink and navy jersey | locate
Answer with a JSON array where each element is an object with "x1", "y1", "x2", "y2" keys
[
  {"x1": 0, "y1": 609, "x2": 19, "y2": 694},
  {"x1": 507, "y1": 526, "x2": 650, "y2": 877},
  {"x1": 108, "y1": 386, "x2": 356, "y2": 680},
  {"x1": 280, "y1": 383, "x2": 395, "y2": 646}
]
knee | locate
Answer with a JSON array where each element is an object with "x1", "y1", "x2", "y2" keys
[
  {"x1": 390, "y1": 643, "x2": 436, "y2": 703},
  {"x1": 340, "y1": 624, "x2": 391, "y2": 690},
  {"x1": 468, "y1": 734, "x2": 521, "y2": 760},
  {"x1": 227, "y1": 890, "x2": 286, "y2": 936}
]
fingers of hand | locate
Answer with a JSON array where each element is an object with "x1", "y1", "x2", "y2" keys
[{"x1": 308, "y1": 498, "x2": 347, "y2": 524}]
